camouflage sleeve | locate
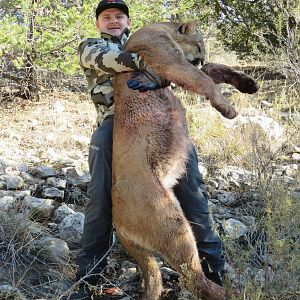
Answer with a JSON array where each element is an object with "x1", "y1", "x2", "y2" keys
[{"x1": 78, "y1": 38, "x2": 145, "y2": 75}]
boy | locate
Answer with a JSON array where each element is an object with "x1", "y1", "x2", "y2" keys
[{"x1": 70, "y1": 1, "x2": 225, "y2": 298}]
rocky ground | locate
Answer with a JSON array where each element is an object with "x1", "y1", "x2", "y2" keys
[{"x1": 0, "y1": 88, "x2": 299, "y2": 299}]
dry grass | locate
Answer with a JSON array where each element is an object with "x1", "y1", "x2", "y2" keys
[{"x1": 0, "y1": 211, "x2": 76, "y2": 299}]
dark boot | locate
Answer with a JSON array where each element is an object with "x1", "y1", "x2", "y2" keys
[
  {"x1": 206, "y1": 270, "x2": 225, "y2": 286},
  {"x1": 201, "y1": 259, "x2": 224, "y2": 286}
]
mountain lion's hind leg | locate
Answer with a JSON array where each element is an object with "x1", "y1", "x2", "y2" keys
[{"x1": 117, "y1": 233, "x2": 163, "y2": 300}]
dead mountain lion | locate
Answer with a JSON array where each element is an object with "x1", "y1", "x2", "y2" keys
[{"x1": 112, "y1": 22, "x2": 258, "y2": 300}]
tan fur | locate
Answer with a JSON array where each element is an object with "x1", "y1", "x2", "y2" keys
[{"x1": 112, "y1": 22, "x2": 258, "y2": 300}]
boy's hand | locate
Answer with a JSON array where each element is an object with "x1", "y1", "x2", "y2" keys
[
  {"x1": 127, "y1": 72, "x2": 160, "y2": 92},
  {"x1": 127, "y1": 71, "x2": 170, "y2": 92}
]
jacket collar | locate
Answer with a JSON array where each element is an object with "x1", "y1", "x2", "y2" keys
[{"x1": 100, "y1": 28, "x2": 130, "y2": 44}]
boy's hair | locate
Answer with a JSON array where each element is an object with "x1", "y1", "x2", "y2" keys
[{"x1": 96, "y1": 0, "x2": 129, "y2": 19}]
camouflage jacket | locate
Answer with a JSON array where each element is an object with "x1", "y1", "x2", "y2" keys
[{"x1": 78, "y1": 28, "x2": 144, "y2": 124}]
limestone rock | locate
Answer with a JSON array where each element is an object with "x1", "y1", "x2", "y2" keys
[
  {"x1": 31, "y1": 165, "x2": 58, "y2": 179},
  {"x1": 24, "y1": 196, "x2": 55, "y2": 220},
  {"x1": 120, "y1": 261, "x2": 137, "y2": 280},
  {"x1": 42, "y1": 187, "x2": 64, "y2": 201},
  {"x1": 0, "y1": 174, "x2": 25, "y2": 190},
  {"x1": 239, "y1": 215, "x2": 256, "y2": 228},
  {"x1": 46, "y1": 177, "x2": 67, "y2": 189},
  {"x1": 53, "y1": 204, "x2": 75, "y2": 223},
  {"x1": 292, "y1": 153, "x2": 300, "y2": 160},
  {"x1": 66, "y1": 188, "x2": 89, "y2": 205},
  {"x1": 61, "y1": 166, "x2": 83, "y2": 181},
  {"x1": 222, "y1": 165, "x2": 256, "y2": 188},
  {"x1": 198, "y1": 163, "x2": 208, "y2": 178},
  {"x1": 58, "y1": 212, "x2": 84, "y2": 245},
  {"x1": 0, "y1": 196, "x2": 16, "y2": 211},
  {"x1": 0, "y1": 285, "x2": 26, "y2": 300},
  {"x1": 33, "y1": 236, "x2": 70, "y2": 259},
  {"x1": 222, "y1": 218, "x2": 248, "y2": 239},
  {"x1": 0, "y1": 180, "x2": 5, "y2": 189},
  {"x1": 217, "y1": 191, "x2": 238, "y2": 206},
  {"x1": 225, "y1": 114, "x2": 284, "y2": 140}
]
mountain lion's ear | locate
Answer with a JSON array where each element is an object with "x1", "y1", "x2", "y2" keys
[{"x1": 178, "y1": 21, "x2": 197, "y2": 35}]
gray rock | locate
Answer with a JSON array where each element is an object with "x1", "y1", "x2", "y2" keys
[
  {"x1": 161, "y1": 266, "x2": 180, "y2": 281},
  {"x1": 207, "y1": 179, "x2": 218, "y2": 189},
  {"x1": 214, "y1": 208, "x2": 233, "y2": 219},
  {"x1": 24, "y1": 196, "x2": 55, "y2": 220},
  {"x1": 292, "y1": 153, "x2": 300, "y2": 160},
  {"x1": 0, "y1": 196, "x2": 16, "y2": 211},
  {"x1": 216, "y1": 177, "x2": 229, "y2": 190},
  {"x1": 224, "y1": 114, "x2": 284, "y2": 140},
  {"x1": 42, "y1": 187, "x2": 64, "y2": 201},
  {"x1": 13, "y1": 190, "x2": 31, "y2": 199},
  {"x1": 0, "y1": 180, "x2": 5, "y2": 189},
  {"x1": 61, "y1": 166, "x2": 83, "y2": 181},
  {"x1": 254, "y1": 267, "x2": 274, "y2": 285},
  {"x1": 207, "y1": 200, "x2": 217, "y2": 212},
  {"x1": 31, "y1": 165, "x2": 58, "y2": 179},
  {"x1": 17, "y1": 163, "x2": 29, "y2": 173},
  {"x1": 46, "y1": 177, "x2": 67, "y2": 189},
  {"x1": 0, "y1": 190, "x2": 30, "y2": 199},
  {"x1": 239, "y1": 215, "x2": 256, "y2": 228},
  {"x1": 61, "y1": 167, "x2": 90, "y2": 189},
  {"x1": 208, "y1": 198, "x2": 219, "y2": 204},
  {"x1": 120, "y1": 261, "x2": 137, "y2": 280},
  {"x1": 1, "y1": 175, "x2": 25, "y2": 190},
  {"x1": 33, "y1": 236, "x2": 69, "y2": 259},
  {"x1": 223, "y1": 166, "x2": 256, "y2": 187},
  {"x1": 59, "y1": 212, "x2": 84, "y2": 245},
  {"x1": 0, "y1": 159, "x2": 6, "y2": 173},
  {"x1": 0, "y1": 190, "x2": 13, "y2": 197},
  {"x1": 198, "y1": 163, "x2": 208, "y2": 178},
  {"x1": 76, "y1": 173, "x2": 91, "y2": 191},
  {"x1": 177, "y1": 288, "x2": 194, "y2": 300},
  {"x1": 53, "y1": 204, "x2": 75, "y2": 223},
  {"x1": 285, "y1": 164, "x2": 298, "y2": 177},
  {"x1": 224, "y1": 263, "x2": 242, "y2": 286},
  {"x1": 48, "y1": 222, "x2": 59, "y2": 231},
  {"x1": 222, "y1": 218, "x2": 248, "y2": 239},
  {"x1": 4, "y1": 167, "x2": 20, "y2": 178},
  {"x1": 217, "y1": 192, "x2": 238, "y2": 206},
  {"x1": 67, "y1": 188, "x2": 89, "y2": 205},
  {"x1": 0, "y1": 285, "x2": 26, "y2": 300},
  {"x1": 20, "y1": 171, "x2": 44, "y2": 185},
  {"x1": 275, "y1": 164, "x2": 299, "y2": 177},
  {"x1": 283, "y1": 175, "x2": 294, "y2": 184},
  {"x1": 293, "y1": 191, "x2": 300, "y2": 200}
]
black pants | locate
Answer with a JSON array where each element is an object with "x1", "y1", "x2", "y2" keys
[{"x1": 78, "y1": 116, "x2": 225, "y2": 278}]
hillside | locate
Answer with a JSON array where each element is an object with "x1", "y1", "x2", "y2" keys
[{"x1": 0, "y1": 70, "x2": 299, "y2": 299}]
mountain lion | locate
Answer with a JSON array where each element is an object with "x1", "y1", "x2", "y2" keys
[{"x1": 112, "y1": 22, "x2": 258, "y2": 299}]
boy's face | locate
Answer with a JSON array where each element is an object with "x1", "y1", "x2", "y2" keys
[{"x1": 96, "y1": 8, "x2": 130, "y2": 37}]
